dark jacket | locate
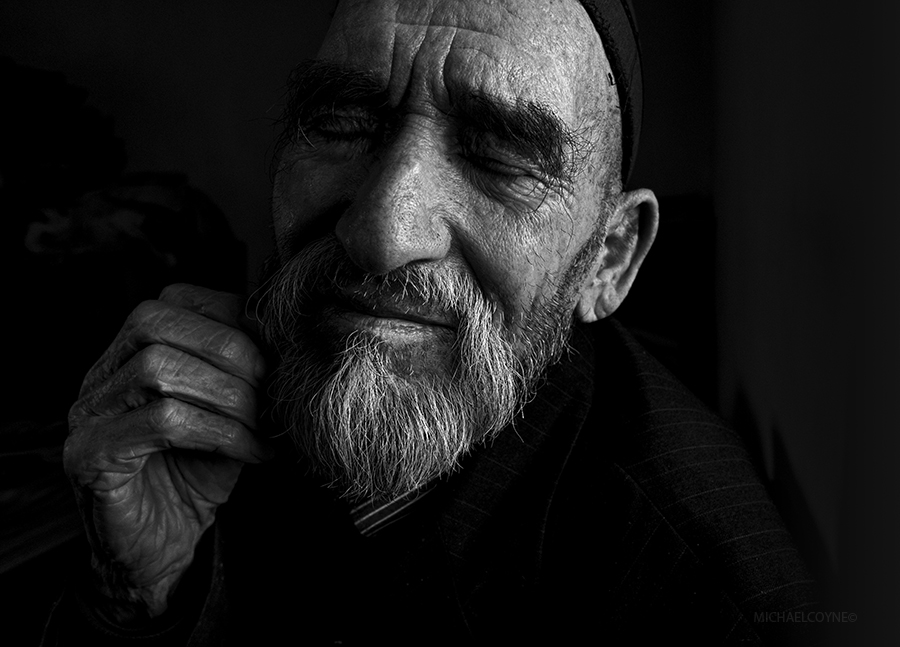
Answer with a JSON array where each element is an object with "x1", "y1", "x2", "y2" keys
[{"x1": 43, "y1": 319, "x2": 818, "y2": 645}]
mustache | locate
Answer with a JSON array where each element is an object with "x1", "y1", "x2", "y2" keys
[
  {"x1": 255, "y1": 236, "x2": 497, "y2": 348},
  {"x1": 253, "y1": 236, "x2": 528, "y2": 499}
]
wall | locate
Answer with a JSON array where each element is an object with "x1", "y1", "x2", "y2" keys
[
  {"x1": 715, "y1": 2, "x2": 900, "y2": 642},
  {"x1": 0, "y1": 0, "x2": 334, "y2": 288}
]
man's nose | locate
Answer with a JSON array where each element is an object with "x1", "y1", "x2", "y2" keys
[{"x1": 335, "y1": 140, "x2": 452, "y2": 275}]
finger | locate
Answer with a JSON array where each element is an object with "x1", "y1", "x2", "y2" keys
[
  {"x1": 79, "y1": 344, "x2": 259, "y2": 430},
  {"x1": 143, "y1": 398, "x2": 274, "y2": 463},
  {"x1": 82, "y1": 300, "x2": 266, "y2": 395},
  {"x1": 159, "y1": 283, "x2": 259, "y2": 338},
  {"x1": 67, "y1": 398, "x2": 275, "y2": 483}
]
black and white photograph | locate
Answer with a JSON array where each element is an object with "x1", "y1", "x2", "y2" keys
[{"x1": 1, "y1": 1, "x2": 896, "y2": 644}]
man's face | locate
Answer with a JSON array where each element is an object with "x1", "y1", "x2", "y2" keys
[{"x1": 261, "y1": 0, "x2": 623, "y2": 498}]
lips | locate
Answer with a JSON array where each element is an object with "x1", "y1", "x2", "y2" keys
[{"x1": 325, "y1": 287, "x2": 458, "y2": 330}]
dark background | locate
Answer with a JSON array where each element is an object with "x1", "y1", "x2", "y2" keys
[{"x1": 1, "y1": 1, "x2": 897, "y2": 644}]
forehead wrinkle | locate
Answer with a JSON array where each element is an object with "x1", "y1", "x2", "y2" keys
[
  {"x1": 323, "y1": 0, "x2": 613, "y2": 176},
  {"x1": 435, "y1": 23, "x2": 586, "y2": 128},
  {"x1": 395, "y1": 0, "x2": 521, "y2": 43},
  {"x1": 387, "y1": 20, "x2": 542, "y2": 114},
  {"x1": 333, "y1": 0, "x2": 524, "y2": 108},
  {"x1": 326, "y1": 0, "x2": 604, "y2": 120}
]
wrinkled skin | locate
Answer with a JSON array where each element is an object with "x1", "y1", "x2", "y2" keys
[
  {"x1": 65, "y1": 284, "x2": 271, "y2": 620},
  {"x1": 63, "y1": 0, "x2": 658, "y2": 623},
  {"x1": 274, "y1": 0, "x2": 657, "y2": 343}
]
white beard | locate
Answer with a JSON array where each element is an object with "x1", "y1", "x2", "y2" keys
[{"x1": 258, "y1": 236, "x2": 572, "y2": 500}]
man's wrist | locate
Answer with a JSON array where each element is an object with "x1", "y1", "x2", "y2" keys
[
  {"x1": 87, "y1": 562, "x2": 182, "y2": 628},
  {"x1": 86, "y1": 526, "x2": 217, "y2": 629},
  {"x1": 64, "y1": 528, "x2": 216, "y2": 643}
]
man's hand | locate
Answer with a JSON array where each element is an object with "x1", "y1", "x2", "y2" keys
[{"x1": 64, "y1": 284, "x2": 273, "y2": 622}]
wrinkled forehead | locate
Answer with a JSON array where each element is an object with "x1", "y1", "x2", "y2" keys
[{"x1": 318, "y1": 0, "x2": 608, "y2": 124}]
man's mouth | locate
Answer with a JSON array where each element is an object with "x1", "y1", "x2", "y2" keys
[{"x1": 322, "y1": 288, "x2": 458, "y2": 333}]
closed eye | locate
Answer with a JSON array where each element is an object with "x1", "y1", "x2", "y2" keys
[
  {"x1": 301, "y1": 111, "x2": 381, "y2": 144},
  {"x1": 460, "y1": 129, "x2": 541, "y2": 180},
  {"x1": 468, "y1": 154, "x2": 528, "y2": 178}
]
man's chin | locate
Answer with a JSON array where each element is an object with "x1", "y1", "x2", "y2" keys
[{"x1": 274, "y1": 347, "x2": 476, "y2": 500}]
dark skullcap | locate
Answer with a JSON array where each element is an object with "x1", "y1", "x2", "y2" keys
[{"x1": 578, "y1": 0, "x2": 642, "y2": 186}]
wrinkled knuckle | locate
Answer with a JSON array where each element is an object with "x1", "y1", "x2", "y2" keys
[
  {"x1": 215, "y1": 420, "x2": 241, "y2": 448},
  {"x1": 223, "y1": 382, "x2": 253, "y2": 412},
  {"x1": 222, "y1": 330, "x2": 266, "y2": 379},
  {"x1": 217, "y1": 328, "x2": 250, "y2": 363},
  {"x1": 147, "y1": 398, "x2": 188, "y2": 435},
  {"x1": 218, "y1": 383, "x2": 239, "y2": 410},
  {"x1": 137, "y1": 344, "x2": 169, "y2": 382},
  {"x1": 159, "y1": 283, "x2": 192, "y2": 302},
  {"x1": 147, "y1": 343, "x2": 186, "y2": 379},
  {"x1": 129, "y1": 299, "x2": 166, "y2": 331}
]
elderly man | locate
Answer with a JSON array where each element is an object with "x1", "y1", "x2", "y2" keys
[{"x1": 45, "y1": 0, "x2": 816, "y2": 644}]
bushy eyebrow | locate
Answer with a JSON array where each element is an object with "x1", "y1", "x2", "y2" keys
[
  {"x1": 452, "y1": 91, "x2": 584, "y2": 183},
  {"x1": 276, "y1": 59, "x2": 587, "y2": 183}
]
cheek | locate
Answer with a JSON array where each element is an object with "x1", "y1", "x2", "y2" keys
[
  {"x1": 459, "y1": 187, "x2": 593, "y2": 330},
  {"x1": 460, "y1": 215, "x2": 571, "y2": 326},
  {"x1": 272, "y1": 155, "x2": 367, "y2": 252}
]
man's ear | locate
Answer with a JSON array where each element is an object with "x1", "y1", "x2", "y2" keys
[{"x1": 575, "y1": 188, "x2": 659, "y2": 323}]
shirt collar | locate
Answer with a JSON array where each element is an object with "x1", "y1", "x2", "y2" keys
[{"x1": 349, "y1": 480, "x2": 436, "y2": 537}]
